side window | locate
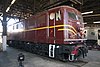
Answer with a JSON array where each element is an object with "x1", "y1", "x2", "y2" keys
[
  {"x1": 13, "y1": 25, "x2": 14, "y2": 30},
  {"x1": 36, "y1": 14, "x2": 46, "y2": 27},
  {"x1": 16, "y1": 24, "x2": 18, "y2": 29},
  {"x1": 37, "y1": 15, "x2": 46, "y2": 24},
  {"x1": 98, "y1": 30, "x2": 100, "y2": 39}
]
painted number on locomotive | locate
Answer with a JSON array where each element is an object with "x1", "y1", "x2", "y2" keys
[{"x1": 50, "y1": 11, "x2": 61, "y2": 21}]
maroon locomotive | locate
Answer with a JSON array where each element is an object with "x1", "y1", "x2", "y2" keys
[{"x1": 7, "y1": 6, "x2": 88, "y2": 61}]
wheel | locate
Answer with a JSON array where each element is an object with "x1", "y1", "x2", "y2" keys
[{"x1": 59, "y1": 53, "x2": 69, "y2": 61}]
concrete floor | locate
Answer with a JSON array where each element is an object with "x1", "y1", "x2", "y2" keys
[{"x1": 0, "y1": 47, "x2": 100, "y2": 67}]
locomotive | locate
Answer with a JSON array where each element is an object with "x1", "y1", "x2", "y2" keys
[{"x1": 7, "y1": 6, "x2": 88, "y2": 61}]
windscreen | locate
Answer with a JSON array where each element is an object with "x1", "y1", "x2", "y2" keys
[
  {"x1": 68, "y1": 12, "x2": 83, "y2": 24},
  {"x1": 66, "y1": 11, "x2": 84, "y2": 39}
]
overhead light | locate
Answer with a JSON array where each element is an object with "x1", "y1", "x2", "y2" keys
[
  {"x1": 6, "y1": 0, "x2": 16, "y2": 12},
  {"x1": 83, "y1": 23, "x2": 87, "y2": 24},
  {"x1": 93, "y1": 21, "x2": 100, "y2": 23},
  {"x1": 82, "y1": 11, "x2": 93, "y2": 15},
  {"x1": 6, "y1": 7, "x2": 10, "y2": 12},
  {"x1": 11, "y1": 0, "x2": 16, "y2": 5}
]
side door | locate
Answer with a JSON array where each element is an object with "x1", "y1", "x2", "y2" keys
[
  {"x1": 48, "y1": 9, "x2": 63, "y2": 44},
  {"x1": 48, "y1": 8, "x2": 62, "y2": 58},
  {"x1": 48, "y1": 10, "x2": 56, "y2": 58},
  {"x1": 48, "y1": 10, "x2": 56, "y2": 43}
]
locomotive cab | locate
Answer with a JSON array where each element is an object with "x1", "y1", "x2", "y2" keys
[
  {"x1": 64, "y1": 7, "x2": 86, "y2": 44},
  {"x1": 48, "y1": 6, "x2": 87, "y2": 61}
]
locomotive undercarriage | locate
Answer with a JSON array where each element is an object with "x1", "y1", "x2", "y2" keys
[{"x1": 7, "y1": 40, "x2": 88, "y2": 61}]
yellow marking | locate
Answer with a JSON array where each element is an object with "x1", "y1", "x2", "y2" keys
[
  {"x1": 58, "y1": 28, "x2": 76, "y2": 35},
  {"x1": 23, "y1": 24, "x2": 77, "y2": 33}
]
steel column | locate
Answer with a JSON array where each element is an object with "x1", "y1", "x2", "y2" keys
[{"x1": 2, "y1": 0, "x2": 7, "y2": 51}]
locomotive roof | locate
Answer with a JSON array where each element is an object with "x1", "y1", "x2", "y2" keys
[
  {"x1": 26, "y1": 6, "x2": 81, "y2": 21},
  {"x1": 48, "y1": 6, "x2": 81, "y2": 14},
  {"x1": 33, "y1": 6, "x2": 81, "y2": 16},
  {"x1": 48, "y1": 6, "x2": 77, "y2": 11}
]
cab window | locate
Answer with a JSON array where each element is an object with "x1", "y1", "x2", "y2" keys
[{"x1": 68, "y1": 12, "x2": 76, "y2": 20}]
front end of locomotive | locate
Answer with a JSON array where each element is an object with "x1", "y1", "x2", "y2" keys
[{"x1": 62, "y1": 7, "x2": 88, "y2": 61}]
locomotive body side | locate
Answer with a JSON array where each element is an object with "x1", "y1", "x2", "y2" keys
[
  {"x1": 7, "y1": 6, "x2": 88, "y2": 61},
  {"x1": 24, "y1": 11, "x2": 48, "y2": 43},
  {"x1": 24, "y1": 7, "x2": 64, "y2": 44}
]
